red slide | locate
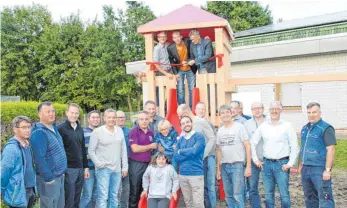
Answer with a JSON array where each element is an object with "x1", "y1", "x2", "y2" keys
[{"x1": 165, "y1": 88, "x2": 181, "y2": 134}]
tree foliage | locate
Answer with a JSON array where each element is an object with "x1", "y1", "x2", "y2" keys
[
  {"x1": 1, "y1": 2, "x2": 156, "y2": 112},
  {"x1": 203, "y1": 1, "x2": 272, "y2": 32}
]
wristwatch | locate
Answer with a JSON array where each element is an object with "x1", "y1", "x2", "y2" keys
[{"x1": 325, "y1": 168, "x2": 331, "y2": 172}]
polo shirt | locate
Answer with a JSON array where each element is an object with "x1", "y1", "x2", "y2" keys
[{"x1": 129, "y1": 126, "x2": 154, "y2": 162}]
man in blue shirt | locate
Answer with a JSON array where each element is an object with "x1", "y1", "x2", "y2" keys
[
  {"x1": 30, "y1": 101, "x2": 67, "y2": 208},
  {"x1": 116, "y1": 110, "x2": 131, "y2": 208},
  {"x1": 174, "y1": 116, "x2": 206, "y2": 208},
  {"x1": 79, "y1": 110, "x2": 101, "y2": 208},
  {"x1": 1, "y1": 116, "x2": 36, "y2": 208}
]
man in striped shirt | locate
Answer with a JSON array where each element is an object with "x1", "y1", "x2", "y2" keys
[{"x1": 79, "y1": 110, "x2": 101, "y2": 208}]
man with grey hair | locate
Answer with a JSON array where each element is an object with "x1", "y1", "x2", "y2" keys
[
  {"x1": 230, "y1": 101, "x2": 247, "y2": 124},
  {"x1": 30, "y1": 101, "x2": 67, "y2": 208},
  {"x1": 244, "y1": 102, "x2": 266, "y2": 208},
  {"x1": 88, "y1": 108, "x2": 128, "y2": 207},
  {"x1": 299, "y1": 102, "x2": 336, "y2": 207},
  {"x1": 2, "y1": 116, "x2": 36, "y2": 208},
  {"x1": 251, "y1": 101, "x2": 299, "y2": 208},
  {"x1": 177, "y1": 103, "x2": 216, "y2": 208},
  {"x1": 185, "y1": 29, "x2": 216, "y2": 74}
]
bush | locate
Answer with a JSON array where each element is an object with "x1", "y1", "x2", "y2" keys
[{"x1": 0, "y1": 101, "x2": 75, "y2": 145}]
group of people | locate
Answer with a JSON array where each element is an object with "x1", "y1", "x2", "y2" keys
[
  {"x1": 153, "y1": 29, "x2": 216, "y2": 107},
  {"x1": 1, "y1": 99, "x2": 336, "y2": 208}
]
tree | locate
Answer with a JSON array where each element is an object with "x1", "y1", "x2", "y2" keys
[
  {"x1": 203, "y1": 1, "x2": 272, "y2": 32},
  {"x1": 115, "y1": 1, "x2": 156, "y2": 111},
  {"x1": 1, "y1": 4, "x2": 52, "y2": 100}
]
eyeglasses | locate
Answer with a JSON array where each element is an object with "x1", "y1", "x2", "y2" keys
[{"x1": 16, "y1": 126, "x2": 32, "y2": 130}]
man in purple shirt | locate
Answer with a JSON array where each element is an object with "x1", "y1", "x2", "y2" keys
[{"x1": 128, "y1": 110, "x2": 157, "y2": 208}]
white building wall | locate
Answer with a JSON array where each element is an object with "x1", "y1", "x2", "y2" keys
[{"x1": 232, "y1": 52, "x2": 347, "y2": 131}]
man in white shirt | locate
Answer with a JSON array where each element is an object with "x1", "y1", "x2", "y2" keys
[{"x1": 251, "y1": 101, "x2": 299, "y2": 208}]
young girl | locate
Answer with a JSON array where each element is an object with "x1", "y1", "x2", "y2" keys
[
  {"x1": 155, "y1": 120, "x2": 178, "y2": 170},
  {"x1": 142, "y1": 152, "x2": 179, "y2": 208}
]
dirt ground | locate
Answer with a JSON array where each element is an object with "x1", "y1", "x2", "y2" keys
[{"x1": 179, "y1": 169, "x2": 347, "y2": 207}]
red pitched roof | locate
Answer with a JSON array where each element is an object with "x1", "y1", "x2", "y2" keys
[{"x1": 138, "y1": 4, "x2": 233, "y2": 41}]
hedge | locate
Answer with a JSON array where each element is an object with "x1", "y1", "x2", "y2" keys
[{"x1": 0, "y1": 101, "x2": 83, "y2": 145}]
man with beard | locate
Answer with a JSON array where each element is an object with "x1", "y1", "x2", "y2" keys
[{"x1": 174, "y1": 116, "x2": 205, "y2": 208}]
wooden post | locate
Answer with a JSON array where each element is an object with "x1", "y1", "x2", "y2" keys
[
  {"x1": 144, "y1": 33, "x2": 155, "y2": 103},
  {"x1": 215, "y1": 28, "x2": 230, "y2": 108}
]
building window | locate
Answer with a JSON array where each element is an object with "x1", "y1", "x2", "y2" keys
[{"x1": 275, "y1": 83, "x2": 302, "y2": 110}]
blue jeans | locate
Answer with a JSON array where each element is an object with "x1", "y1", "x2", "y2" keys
[
  {"x1": 262, "y1": 159, "x2": 290, "y2": 208},
  {"x1": 203, "y1": 155, "x2": 216, "y2": 208},
  {"x1": 120, "y1": 174, "x2": 130, "y2": 208},
  {"x1": 177, "y1": 70, "x2": 196, "y2": 107},
  {"x1": 79, "y1": 169, "x2": 97, "y2": 208},
  {"x1": 302, "y1": 165, "x2": 334, "y2": 208},
  {"x1": 96, "y1": 168, "x2": 122, "y2": 208},
  {"x1": 248, "y1": 161, "x2": 262, "y2": 208},
  {"x1": 221, "y1": 162, "x2": 245, "y2": 208}
]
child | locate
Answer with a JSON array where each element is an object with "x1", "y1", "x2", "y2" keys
[
  {"x1": 155, "y1": 120, "x2": 178, "y2": 169},
  {"x1": 142, "y1": 152, "x2": 179, "y2": 208}
]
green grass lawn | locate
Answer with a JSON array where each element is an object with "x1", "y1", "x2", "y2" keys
[{"x1": 335, "y1": 139, "x2": 347, "y2": 170}]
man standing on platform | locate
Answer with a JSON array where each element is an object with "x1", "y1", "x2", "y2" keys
[
  {"x1": 128, "y1": 110, "x2": 157, "y2": 208},
  {"x1": 168, "y1": 30, "x2": 196, "y2": 108},
  {"x1": 251, "y1": 101, "x2": 299, "y2": 208},
  {"x1": 186, "y1": 29, "x2": 216, "y2": 74},
  {"x1": 299, "y1": 102, "x2": 336, "y2": 207}
]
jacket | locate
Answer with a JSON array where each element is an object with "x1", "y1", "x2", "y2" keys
[
  {"x1": 1, "y1": 138, "x2": 29, "y2": 207},
  {"x1": 30, "y1": 122, "x2": 67, "y2": 182},
  {"x1": 167, "y1": 37, "x2": 197, "y2": 74},
  {"x1": 188, "y1": 38, "x2": 216, "y2": 73},
  {"x1": 58, "y1": 120, "x2": 88, "y2": 169},
  {"x1": 300, "y1": 119, "x2": 332, "y2": 167},
  {"x1": 154, "y1": 127, "x2": 178, "y2": 158}
]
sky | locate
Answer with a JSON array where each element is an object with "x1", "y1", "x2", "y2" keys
[{"x1": 1, "y1": 0, "x2": 347, "y2": 24}]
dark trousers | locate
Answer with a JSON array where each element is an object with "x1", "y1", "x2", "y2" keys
[
  {"x1": 148, "y1": 198, "x2": 170, "y2": 208},
  {"x1": 37, "y1": 174, "x2": 65, "y2": 208},
  {"x1": 129, "y1": 159, "x2": 149, "y2": 208},
  {"x1": 9, "y1": 187, "x2": 36, "y2": 208},
  {"x1": 64, "y1": 168, "x2": 84, "y2": 208}
]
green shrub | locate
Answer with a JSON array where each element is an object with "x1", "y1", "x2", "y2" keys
[
  {"x1": 0, "y1": 101, "x2": 84, "y2": 145},
  {"x1": 0, "y1": 101, "x2": 67, "y2": 123}
]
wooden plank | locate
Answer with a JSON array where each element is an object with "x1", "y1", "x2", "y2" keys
[
  {"x1": 144, "y1": 34, "x2": 155, "y2": 102},
  {"x1": 227, "y1": 74, "x2": 347, "y2": 90},
  {"x1": 184, "y1": 78, "x2": 189, "y2": 105},
  {"x1": 210, "y1": 79, "x2": 217, "y2": 124},
  {"x1": 275, "y1": 83, "x2": 280, "y2": 101},
  {"x1": 157, "y1": 77, "x2": 165, "y2": 117}
]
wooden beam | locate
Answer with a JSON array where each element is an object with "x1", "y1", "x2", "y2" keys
[
  {"x1": 144, "y1": 34, "x2": 155, "y2": 102},
  {"x1": 227, "y1": 74, "x2": 347, "y2": 91},
  {"x1": 275, "y1": 83, "x2": 280, "y2": 101}
]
